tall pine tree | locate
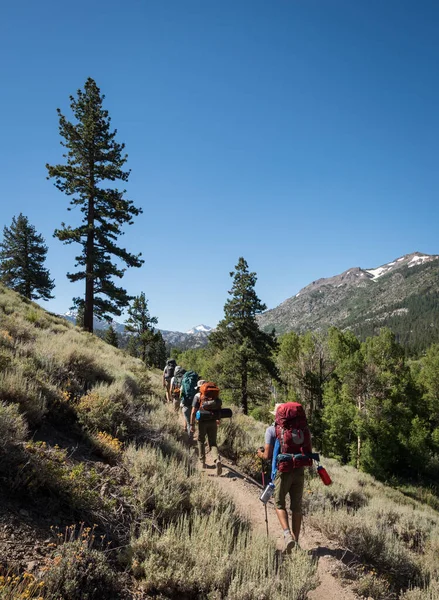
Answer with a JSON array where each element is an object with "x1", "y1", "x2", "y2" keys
[
  {"x1": 46, "y1": 78, "x2": 143, "y2": 332},
  {"x1": 210, "y1": 257, "x2": 279, "y2": 414},
  {"x1": 0, "y1": 214, "x2": 54, "y2": 300},
  {"x1": 125, "y1": 292, "x2": 158, "y2": 364}
]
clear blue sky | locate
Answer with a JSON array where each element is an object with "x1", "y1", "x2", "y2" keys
[{"x1": 1, "y1": 0, "x2": 438, "y2": 332}]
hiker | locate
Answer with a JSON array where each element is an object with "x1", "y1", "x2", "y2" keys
[
  {"x1": 179, "y1": 370, "x2": 199, "y2": 439},
  {"x1": 257, "y1": 402, "x2": 313, "y2": 552},
  {"x1": 190, "y1": 380, "x2": 222, "y2": 476},
  {"x1": 170, "y1": 365, "x2": 186, "y2": 412},
  {"x1": 162, "y1": 358, "x2": 176, "y2": 403}
]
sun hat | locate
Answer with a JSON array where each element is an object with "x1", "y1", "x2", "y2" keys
[
  {"x1": 196, "y1": 380, "x2": 206, "y2": 389},
  {"x1": 270, "y1": 403, "x2": 283, "y2": 416}
]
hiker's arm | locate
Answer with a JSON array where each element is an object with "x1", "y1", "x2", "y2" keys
[
  {"x1": 190, "y1": 407, "x2": 196, "y2": 430},
  {"x1": 257, "y1": 444, "x2": 273, "y2": 460}
]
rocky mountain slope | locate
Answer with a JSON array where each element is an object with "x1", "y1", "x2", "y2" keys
[
  {"x1": 61, "y1": 312, "x2": 212, "y2": 349},
  {"x1": 258, "y1": 252, "x2": 439, "y2": 351}
]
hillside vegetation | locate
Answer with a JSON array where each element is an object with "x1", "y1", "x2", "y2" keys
[
  {"x1": 0, "y1": 284, "x2": 317, "y2": 599},
  {"x1": 217, "y1": 413, "x2": 439, "y2": 600}
]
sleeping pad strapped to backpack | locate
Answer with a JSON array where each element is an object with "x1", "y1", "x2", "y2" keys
[{"x1": 275, "y1": 402, "x2": 313, "y2": 472}]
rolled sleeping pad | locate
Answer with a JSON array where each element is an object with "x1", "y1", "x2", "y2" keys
[
  {"x1": 277, "y1": 452, "x2": 320, "y2": 464},
  {"x1": 196, "y1": 408, "x2": 233, "y2": 422}
]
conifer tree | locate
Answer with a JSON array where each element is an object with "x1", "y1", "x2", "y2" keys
[
  {"x1": 125, "y1": 292, "x2": 158, "y2": 364},
  {"x1": 210, "y1": 257, "x2": 278, "y2": 414},
  {"x1": 46, "y1": 78, "x2": 143, "y2": 333},
  {"x1": 148, "y1": 330, "x2": 167, "y2": 369},
  {"x1": 75, "y1": 304, "x2": 85, "y2": 329},
  {"x1": 0, "y1": 214, "x2": 54, "y2": 300},
  {"x1": 105, "y1": 324, "x2": 119, "y2": 348}
]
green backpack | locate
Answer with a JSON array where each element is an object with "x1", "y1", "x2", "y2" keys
[{"x1": 180, "y1": 371, "x2": 199, "y2": 407}]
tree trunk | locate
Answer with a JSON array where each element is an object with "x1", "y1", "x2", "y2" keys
[
  {"x1": 24, "y1": 233, "x2": 31, "y2": 300},
  {"x1": 84, "y1": 180, "x2": 95, "y2": 333},
  {"x1": 241, "y1": 358, "x2": 248, "y2": 415}
]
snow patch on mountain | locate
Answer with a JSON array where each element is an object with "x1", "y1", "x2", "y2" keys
[{"x1": 186, "y1": 324, "x2": 213, "y2": 334}]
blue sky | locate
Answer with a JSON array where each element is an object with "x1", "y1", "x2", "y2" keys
[{"x1": 1, "y1": 0, "x2": 438, "y2": 331}]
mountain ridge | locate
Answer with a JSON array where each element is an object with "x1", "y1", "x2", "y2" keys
[
  {"x1": 258, "y1": 251, "x2": 439, "y2": 351},
  {"x1": 59, "y1": 311, "x2": 213, "y2": 349}
]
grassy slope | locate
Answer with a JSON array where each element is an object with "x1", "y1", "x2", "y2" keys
[
  {"x1": 1, "y1": 283, "x2": 439, "y2": 599},
  {"x1": 0, "y1": 285, "x2": 317, "y2": 600}
]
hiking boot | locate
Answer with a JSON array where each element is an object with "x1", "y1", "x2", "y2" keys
[
  {"x1": 284, "y1": 533, "x2": 296, "y2": 554},
  {"x1": 215, "y1": 459, "x2": 222, "y2": 476}
]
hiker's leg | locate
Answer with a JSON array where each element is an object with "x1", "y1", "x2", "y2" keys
[
  {"x1": 206, "y1": 421, "x2": 219, "y2": 462},
  {"x1": 289, "y1": 468, "x2": 305, "y2": 542},
  {"x1": 274, "y1": 471, "x2": 292, "y2": 531},
  {"x1": 182, "y1": 406, "x2": 191, "y2": 434},
  {"x1": 197, "y1": 421, "x2": 207, "y2": 464}
]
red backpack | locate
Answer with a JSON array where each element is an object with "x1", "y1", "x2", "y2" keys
[{"x1": 275, "y1": 402, "x2": 313, "y2": 472}]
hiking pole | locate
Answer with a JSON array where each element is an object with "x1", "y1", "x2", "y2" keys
[{"x1": 261, "y1": 466, "x2": 269, "y2": 538}]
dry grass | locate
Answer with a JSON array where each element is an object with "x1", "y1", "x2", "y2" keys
[
  {"x1": 0, "y1": 401, "x2": 28, "y2": 450},
  {"x1": 129, "y1": 509, "x2": 317, "y2": 600}
]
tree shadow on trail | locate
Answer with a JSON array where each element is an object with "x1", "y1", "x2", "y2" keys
[{"x1": 309, "y1": 545, "x2": 357, "y2": 566}]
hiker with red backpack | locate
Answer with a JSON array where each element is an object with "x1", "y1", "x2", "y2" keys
[
  {"x1": 257, "y1": 402, "x2": 313, "y2": 552},
  {"x1": 190, "y1": 380, "x2": 223, "y2": 476}
]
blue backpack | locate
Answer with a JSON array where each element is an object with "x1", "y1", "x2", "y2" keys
[{"x1": 180, "y1": 371, "x2": 198, "y2": 407}]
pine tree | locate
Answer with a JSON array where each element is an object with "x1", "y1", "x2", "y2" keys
[
  {"x1": 46, "y1": 78, "x2": 143, "y2": 333},
  {"x1": 210, "y1": 257, "x2": 279, "y2": 414},
  {"x1": 125, "y1": 292, "x2": 158, "y2": 364},
  {"x1": 148, "y1": 330, "x2": 167, "y2": 369},
  {"x1": 75, "y1": 304, "x2": 85, "y2": 329},
  {"x1": 105, "y1": 324, "x2": 119, "y2": 348},
  {"x1": 0, "y1": 214, "x2": 54, "y2": 300}
]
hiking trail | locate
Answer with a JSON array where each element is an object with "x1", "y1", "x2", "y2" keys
[{"x1": 202, "y1": 452, "x2": 359, "y2": 600}]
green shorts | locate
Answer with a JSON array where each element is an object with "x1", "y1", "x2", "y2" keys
[{"x1": 274, "y1": 468, "x2": 305, "y2": 513}]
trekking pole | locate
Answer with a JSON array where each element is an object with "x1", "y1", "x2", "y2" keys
[{"x1": 261, "y1": 466, "x2": 269, "y2": 538}]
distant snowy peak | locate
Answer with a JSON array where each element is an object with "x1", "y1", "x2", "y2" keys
[
  {"x1": 186, "y1": 324, "x2": 213, "y2": 335},
  {"x1": 365, "y1": 252, "x2": 438, "y2": 281}
]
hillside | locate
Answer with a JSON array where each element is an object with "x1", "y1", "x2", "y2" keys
[
  {"x1": 258, "y1": 252, "x2": 439, "y2": 351},
  {"x1": 0, "y1": 285, "x2": 317, "y2": 599},
  {"x1": 2, "y1": 284, "x2": 439, "y2": 599}
]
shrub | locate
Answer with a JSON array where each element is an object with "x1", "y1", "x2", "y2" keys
[
  {"x1": 0, "y1": 370, "x2": 46, "y2": 425},
  {"x1": 77, "y1": 380, "x2": 137, "y2": 438},
  {"x1": 129, "y1": 509, "x2": 318, "y2": 600},
  {"x1": 0, "y1": 401, "x2": 28, "y2": 450},
  {"x1": 43, "y1": 539, "x2": 122, "y2": 599},
  {"x1": 400, "y1": 579, "x2": 439, "y2": 600}
]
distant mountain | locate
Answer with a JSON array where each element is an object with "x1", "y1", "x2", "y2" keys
[
  {"x1": 257, "y1": 252, "x2": 439, "y2": 352},
  {"x1": 186, "y1": 324, "x2": 213, "y2": 334},
  {"x1": 60, "y1": 312, "x2": 212, "y2": 349}
]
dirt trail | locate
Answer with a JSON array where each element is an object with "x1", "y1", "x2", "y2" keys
[{"x1": 202, "y1": 453, "x2": 359, "y2": 600}]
